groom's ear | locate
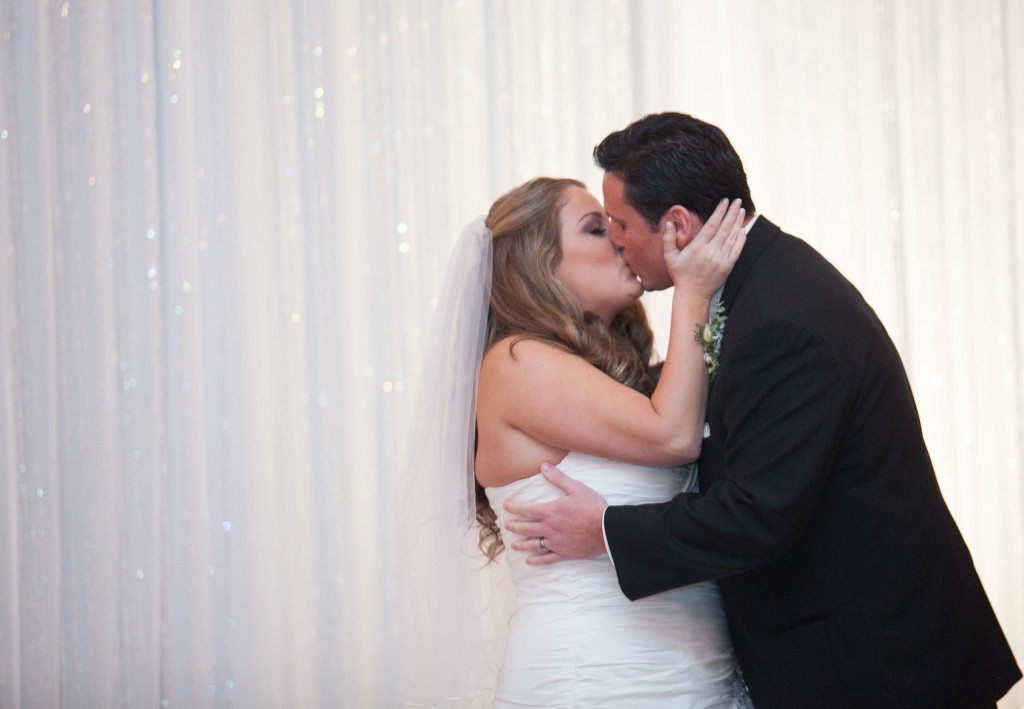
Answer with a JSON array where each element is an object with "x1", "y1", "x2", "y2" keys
[{"x1": 661, "y1": 206, "x2": 697, "y2": 249}]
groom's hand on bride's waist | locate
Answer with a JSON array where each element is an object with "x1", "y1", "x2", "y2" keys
[{"x1": 504, "y1": 462, "x2": 609, "y2": 566}]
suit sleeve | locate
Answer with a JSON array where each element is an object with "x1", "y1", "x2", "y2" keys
[{"x1": 604, "y1": 317, "x2": 845, "y2": 600}]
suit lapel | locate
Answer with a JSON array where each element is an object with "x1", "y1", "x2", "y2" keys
[
  {"x1": 705, "y1": 217, "x2": 781, "y2": 410},
  {"x1": 721, "y1": 216, "x2": 780, "y2": 316}
]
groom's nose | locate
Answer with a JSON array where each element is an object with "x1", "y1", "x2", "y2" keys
[{"x1": 608, "y1": 223, "x2": 624, "y2": 248}]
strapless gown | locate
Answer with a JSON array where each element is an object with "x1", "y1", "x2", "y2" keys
[{"x1": 485, "y1": 452, "x2": 751, "y2": 708}]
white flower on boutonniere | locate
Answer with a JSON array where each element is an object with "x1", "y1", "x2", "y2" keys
[{"x1": 695, "y1": 298, "x2": 726, "y2": 383}]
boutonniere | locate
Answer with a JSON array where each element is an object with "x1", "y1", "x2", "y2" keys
[{"x1": 695, "y1": 298, "x2": 726, "y2": 383}]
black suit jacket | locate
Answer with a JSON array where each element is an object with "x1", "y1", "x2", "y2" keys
[{"x1": 604, "y1": 218, "x2": 1020, "y2": 707}]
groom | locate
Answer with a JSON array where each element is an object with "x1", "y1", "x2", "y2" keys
[{"x1": 505, "y1": 112, "x2": 1021, "y2": 707}]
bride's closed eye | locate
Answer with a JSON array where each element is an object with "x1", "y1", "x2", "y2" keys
[{"x1": 583, "y1": 216, "x2": 608, "y2": 237}]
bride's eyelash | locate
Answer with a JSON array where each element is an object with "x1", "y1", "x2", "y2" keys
[{"x1": 589, "y1": 226, "x2": 608, "y2": 236}]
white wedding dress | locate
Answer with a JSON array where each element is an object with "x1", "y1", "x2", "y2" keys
[{"x1": 485, "y1": 452, "x2": 751, "y2": 709}]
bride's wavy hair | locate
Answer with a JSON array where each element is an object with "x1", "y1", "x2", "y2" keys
[{"x1": 475, "y1": 177, "x2": 657, "y2": 560}]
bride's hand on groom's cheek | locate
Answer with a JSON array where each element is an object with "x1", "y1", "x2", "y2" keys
[
  {"x1": 504, "y1": 463, "x2": 609, "y2": 566},
  {"x1": 663, "y1": 198, "x2": 746, "y2": 297}
]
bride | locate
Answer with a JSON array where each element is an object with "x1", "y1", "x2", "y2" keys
[{"x1": 398, "y1": 177, "x2": 749, "y2": 707}]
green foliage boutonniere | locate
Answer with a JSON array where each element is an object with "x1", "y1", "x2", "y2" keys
[{"x1": 695, "y1": 298, "x2": 727, "y2": 383}]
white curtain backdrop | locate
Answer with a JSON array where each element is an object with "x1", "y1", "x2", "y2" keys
[{"x1": 2, "y1": 0, "x2": 1022, "y2": 706}]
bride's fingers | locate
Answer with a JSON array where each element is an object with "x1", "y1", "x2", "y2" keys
[
  {"x1": 689, "y1": 198, "x2": 730, "y2": 249},
  {"x1": 730, "y1": 228, "x2": 747, "y2": 260},
  {"x1": 725, "y1": 212, "x2": 747, "y2": 256},
  {"x1": 662, "y1": 220, "x2": 678, "y2": 260},
  {"x1": 713, "y1": 200, "x2": 745, "y2": 249},
  {"x1": 716, "y1": 207, "x2": 745, "y2": 256},
  {"x1": 719, "y1": 229, "x2": 746, "y2": 268}
]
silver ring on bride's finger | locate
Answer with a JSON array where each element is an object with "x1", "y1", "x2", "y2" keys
[{"x1": 539, "y1": 537, "x2": 548, "y2": 552}]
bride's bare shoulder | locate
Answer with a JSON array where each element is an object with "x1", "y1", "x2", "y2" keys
[{"x1": 480, "y1": 335, "x2": 573, "y2": 374}]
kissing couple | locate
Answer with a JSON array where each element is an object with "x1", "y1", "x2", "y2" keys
[{"x1": 403, "y1": 112, "x2": 1021, "y2": 708}]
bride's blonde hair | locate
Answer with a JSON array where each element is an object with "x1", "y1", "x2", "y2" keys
[{"x1": 475, "y1": 177, "x2": 657, "y2": 559}]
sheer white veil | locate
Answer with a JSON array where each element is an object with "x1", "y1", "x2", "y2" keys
[{"x1": 394, "y1": 216, "x2": 512, "y2": 707}]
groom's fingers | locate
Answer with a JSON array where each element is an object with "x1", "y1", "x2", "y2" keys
[
  {"x1": 508, "y1": 535, "x2": 548, "y2": 553},
  {"x1": 504, "y1": 519, "x2": 546, "y2": 539},
  {"x1": 524, "y1": 551, "x2": 563, "y2": 567},
  {"x1": 503, "y1": 497, "x2": 544, "y2": 521},
  {"x1": 539, "y1": 462, "x2": 581, "y2": 493}
]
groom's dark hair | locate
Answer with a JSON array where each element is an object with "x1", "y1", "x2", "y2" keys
[{"x1": 593, "y1": 112, "x2": 755, "y2": 226}]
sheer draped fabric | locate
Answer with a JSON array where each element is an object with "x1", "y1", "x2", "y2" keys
[{"x1": 1, "y1": 1, "x2": 1021, "y2": 706}]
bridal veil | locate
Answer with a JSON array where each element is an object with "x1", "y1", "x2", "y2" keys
[{"x1": 394, "y1": 217, "x2": 511, "y2": 707}]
